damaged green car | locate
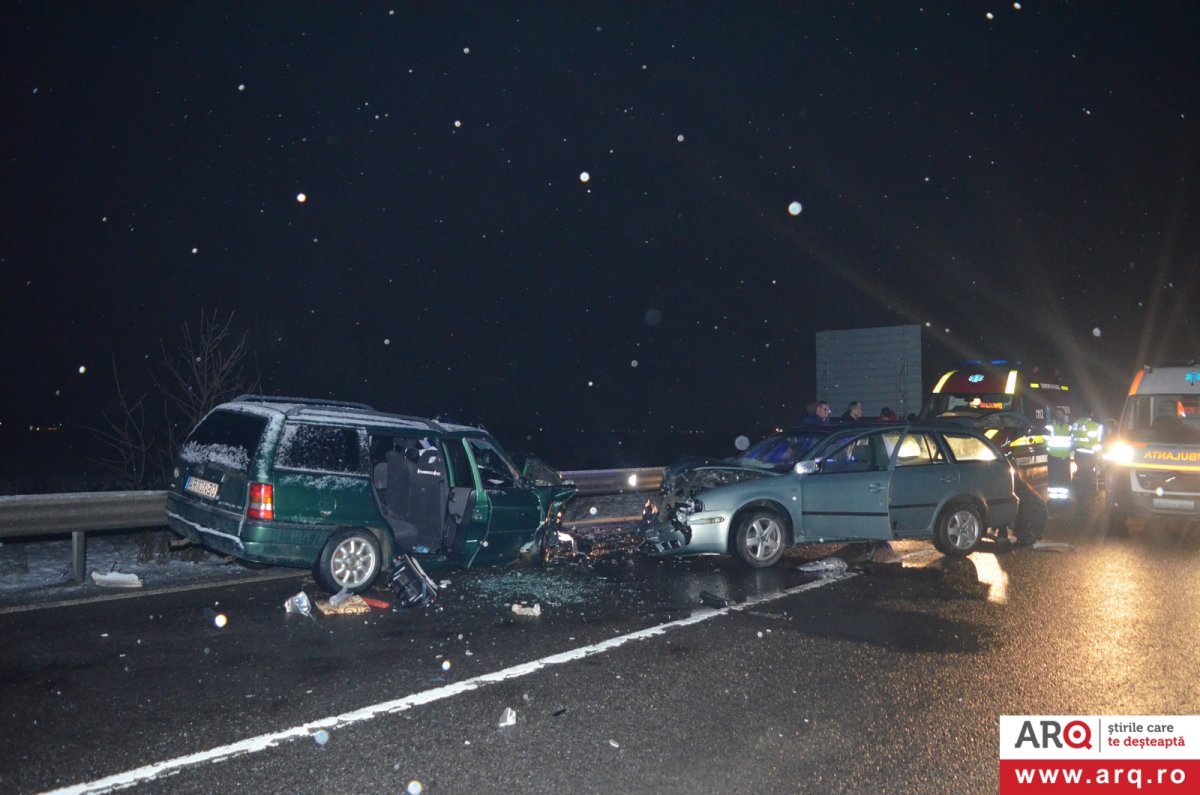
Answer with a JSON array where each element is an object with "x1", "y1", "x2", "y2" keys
[{"x1": 166, "y1": 396, "x2": 577, "y2": 594}]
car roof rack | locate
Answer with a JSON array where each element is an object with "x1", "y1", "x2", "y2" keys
[{"x1": 233, "y1": 394, "x2": 377, "y2": 411}]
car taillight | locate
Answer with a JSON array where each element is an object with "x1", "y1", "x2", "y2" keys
[{"x1": 248, "y1": 482, "x2": 274, "y2": 520}]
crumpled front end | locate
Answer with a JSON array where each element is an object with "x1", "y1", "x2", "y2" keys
[{"x1": 639, "y1": 464, "x2": 768, "y2": 555}]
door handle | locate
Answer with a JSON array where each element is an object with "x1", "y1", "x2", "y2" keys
[
  {"x1": 868, "y1": 482, "x2": 885, "y2": 493},
  {"x1": 940, "y1": 475, "x2": 954, "y2": 484}
]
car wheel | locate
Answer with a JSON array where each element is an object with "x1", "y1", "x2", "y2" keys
[
  {"x1": 1012, "y1": 476, "x2": 1047, "y2": 545},
  {"x1": 314, "y1": 529, "x2": 382, "y2": 594},
  {"x1": 933, "y1": 502, "x2": 982, "y2": 557},
  {"x1": 732, "y1": 509, "x2": 787, "y2": 568}
]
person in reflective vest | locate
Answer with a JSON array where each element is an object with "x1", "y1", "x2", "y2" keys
[
  {"x1": 1075, "y1": 413, "x2": 1099, "y2": 494},
  {"x1": 1045, "y1": 407, "x2": 1073, "y2": 501}
]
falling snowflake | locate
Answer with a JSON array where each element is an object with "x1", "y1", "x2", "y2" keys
[
  {"x1": 788, "y1": 201, "x2": 802, "y2": 216},
  {"x1": 676, "y1": 134, "x2": 685, "y2": 142},
  {"x1": 1092, "y1": 327, "x2": 1102, "y2": 337},
  {"x1": 579, "y1": 171, "x2": 590, "y2": 183},
  {"x1": 630, "y1": 360, "x2": 639, "y2": 368},
  {"x1": 454, "y1": 120, "x2": 462, "y2": 128},
  {"x1": 384, "y1": 339, "x2": 391, "y2": 345},
  {"x1": 237, "y1": 84, "x2": 245, "y2": 92},
  {"x1": 296, "y1": 193, "x2": 307, "y2": 203},
  {"x1": 78, "y1": 366, "x2": 87, "y2": 375},
  {"x1": 314, "y1": 730, "x2": 329, "y2": 746},
  {"x1": 191, "y1": 247, "x2": 198, "y2": 254},
  {"x1": 734, "y1": 435, "x2": 750, "y2": 451},
  {"x1": 463, "y1": 47, "x2": 470, "y2": 54}
]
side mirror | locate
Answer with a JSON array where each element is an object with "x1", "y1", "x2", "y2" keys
[{"x1": 794, "y1": 460, "x2": 818, "y2": 476}]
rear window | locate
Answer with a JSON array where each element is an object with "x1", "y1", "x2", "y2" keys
[
  {"x1": 276, "y1": 423, "x2": 364, "y2": 474},
  {"x1": 943, "y1": 433, "x2": 999, "y2": 462},
  {"x1": 179, "y1": 410, "x2": 268, "y2": 473}
]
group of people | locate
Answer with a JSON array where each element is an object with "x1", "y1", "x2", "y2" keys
[{"x1": 801, "y1": 400, "x2": 899, "y2": 426}]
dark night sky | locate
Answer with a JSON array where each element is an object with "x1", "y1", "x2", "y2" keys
[{"x1": 2, "y1": 2, "x2": 1198, "y2": 467}]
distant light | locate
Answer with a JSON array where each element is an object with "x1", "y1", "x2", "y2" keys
[
  {"x1": 237, "y1": 84, "x2": 245, "y2": 92},
  {"x1": 734, "y1": 435, "x2": 750, "y2": 451},
  {"x1": 1092, "y1": 327, "x2": 1102, "y2": 337},
  {"x1": 78, "y1": 366, "x2": 87, "y2": 375},
  {"x1": 462, "y1": 47, "x2": 470, "y2": 54},
  {"x1": 191, "y1": 247, "x2": 198, "y2": 254},
  {"x1": 788, "y1": 201, "x2": 802, "y2": 216},
  {"x1": 296, "y1": 193, "x2": 307, "y2": 203},
  {"x1": 627, "y1": 473, "x2": 639, "y2": 487},
  {"x1": 579, "y1": 171, "x2": 590, "y2": 183},
  {"x1": 213, "y1": 613, "x2": 228, "y2": 629}
]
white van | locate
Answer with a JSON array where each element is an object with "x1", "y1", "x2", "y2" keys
[{"x1": 1104, "y1": 360, "x2": 1200, "y2": 530}]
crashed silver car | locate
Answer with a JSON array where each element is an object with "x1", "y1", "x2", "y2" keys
[{"x1": 640, "y1": 422, "x2": 1020, "y2": 567}]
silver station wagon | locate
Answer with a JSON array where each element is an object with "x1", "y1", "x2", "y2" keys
[{"x1": 640, "y1": 422, "x2": 1019, "y2": 567}]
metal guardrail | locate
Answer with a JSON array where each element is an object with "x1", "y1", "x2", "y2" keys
[{"x1": 0, "y1": 468, "x2": 665, "y2": 582}]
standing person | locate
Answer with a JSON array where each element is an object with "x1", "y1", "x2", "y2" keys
[
  {"x1": 841, "y1": 401, "x2": 862, "y2": 421},
  {"x1": 803, "y1": 401, "x2": 832, "y2": 425},
  {"x1": 1045, "y1": 407, "x2": 1073, "y2": 502}
]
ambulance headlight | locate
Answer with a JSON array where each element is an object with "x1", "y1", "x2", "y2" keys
[{"x1": 1104, "y1": 440, "x2": 1135, "y2": 465}]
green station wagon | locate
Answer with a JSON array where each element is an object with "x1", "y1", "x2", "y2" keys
[
  {"x1": 640, "y1": 422, "x2": 1020, "y2": 567},
  {"x1": 166, "y1": 396, "x2": 576, "y2": 593}
]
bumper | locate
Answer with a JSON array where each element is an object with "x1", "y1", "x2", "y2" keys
[
  {"x1": 166, "y1": 494, "x2": 329, "y2": 567},
  {"x1": 1106, "y1": 467, "x2": 1200, "y2": 519},
  {"x1": 640, "y1": 511, "x2": 731, "y2": 555}
]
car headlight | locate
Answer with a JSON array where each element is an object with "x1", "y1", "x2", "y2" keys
[{"x1": 1104, "y1": 440, "x2": 1135, "y2": 465}]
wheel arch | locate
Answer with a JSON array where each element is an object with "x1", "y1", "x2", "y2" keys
[{"x1": 727, "y1": 500, "x2": 794, "y2": 553}]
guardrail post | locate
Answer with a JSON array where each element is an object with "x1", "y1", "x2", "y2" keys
[{"x1": 72, "y1": 531, "x2": 86, "y2": 583}]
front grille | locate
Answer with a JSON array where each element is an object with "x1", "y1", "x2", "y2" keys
[{"x1": 1136, "y1": 470, "x2": 1200, "y2": 493}]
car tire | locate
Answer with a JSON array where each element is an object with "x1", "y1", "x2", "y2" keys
[
  {"x1": 732, "y1": 509, "x2": 787, "y2": 568},
  {"x1": 1012, "y1": 476, "x2": 1047, "y2": 546},
  {"x1": 314, "y1": 529, "x2": 382, "y2": 594},
  {"x1": 933, "y1": 501, "x2": 983, "y2": 557}
]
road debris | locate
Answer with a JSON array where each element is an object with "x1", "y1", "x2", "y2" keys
[
  {"x1": 91, "y1": 571, "x2": 142, "y2": 588},
  {"x1": 511, "y1": 601, "x2": 542, "y2": 617},
  {"x1": 798, "y1": 556, "x2": 848, "y2": 576},
  {"x1": 315, "y1": 594, "x2": 371, "y2": 615},
  {"x1": 284, "y1": 590, "x2": 314, "y2": 618},
  {"x1": 699, "y1": 591, "x2": 733, "y2": 608},
  {"x1": 498, "y1": 707, "x2": 517, "y2": 727},
  {"x1": 1031, "y1": 541, "x2": 1075, "y2": 551}
]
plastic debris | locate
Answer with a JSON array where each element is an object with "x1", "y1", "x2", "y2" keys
[
  {"x1": 498, "y1": 707, "x2": 517, "y2": 727},
  {"x1": 798, "y1": 557, "x2": 848, "y2": 575},
  {"x1": 1031, "y1": 541, "x2": 1075, "y2": 551},
  {"x1": 511, "y1": 602, "x2": 542, "y2": 617},
  {"x1": 609, "y1": 739, "x2": 620, "y2": 748},
  {"x1": 284, "y1": 591, "x2": 314, "y2": 618},
  {"x1": 699, "y1": 591, "x2": 733, "y2": 608},
  {"x1": 91, "y1": 571, "x2": 143, "y2": 588},
  {"x1": 361, "y1": 597, "x2": 391, "y2": 610},
  {"x1": 390, "y1": 554, "x2": 438, "y2": 609},
  {"x1": 315, "y1": 594, "x2": 371, "y2": 615},
  {"x1": 328, "y1": 587, "x2": 352, "y2": 607}
]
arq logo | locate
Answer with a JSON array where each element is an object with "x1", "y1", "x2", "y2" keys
[{"x1": 1014, "y1": 719, "x2": 1092, "y2": 749}]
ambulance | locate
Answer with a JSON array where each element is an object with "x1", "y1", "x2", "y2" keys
[
  {"x1": 1104, "y1": 360, "x2": 1200, "y2": 529},
  {"x1": 922, "y1": 361, "x2": 1075, "y2": 495}
]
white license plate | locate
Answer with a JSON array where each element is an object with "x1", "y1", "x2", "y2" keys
[
  {"x1": 1153, "y1": 497, "x2": 1195, "y2": 512},
  {"x1": 185, "y1": 476, "x2": 220, "y2": 499}
]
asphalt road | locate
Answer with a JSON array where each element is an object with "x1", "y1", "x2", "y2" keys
[{"x1": 2, "y1": 506, "x2": 1199, "y2": 795}]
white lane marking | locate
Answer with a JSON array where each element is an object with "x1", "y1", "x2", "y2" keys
[{"x1": 39, "y1": 573, "x2": 853, "y2": 795}]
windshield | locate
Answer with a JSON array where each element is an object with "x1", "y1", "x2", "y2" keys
[
  {"x1": 1122, "y1": 395, "x2": 1200, "y2": 445},
  {"x1": 735, "y1": 431, "x2": 831, "y2": 471},
  {"x1": 926, "y1": 392, "x2": 1015, "y2": 417}
]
